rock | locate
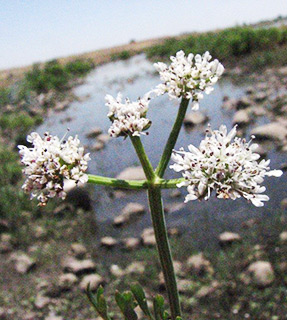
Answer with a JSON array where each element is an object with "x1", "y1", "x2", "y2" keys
[
  {"x1": 222, "y1": 98, "x2": 237, "y2": 110},
  {"x1": 10, "y1": 252, "x2": 35, "y2": 274},
  {"x1": 245, "y1": 86, "x2": 255, "y2": 95},
  {"x1": 195, "y1": 281, "x2": 219, "y2": 299},
  {"x1": 251, "y1": 122, "x2": 287, "y2": 141},
  {"x1": 253, "y1": 144, "x2": 267, "y2": 157},
  {"x1": 173, "y1": 261, "x2": 185, "y2": 277},
  {"x1": 177, "y1": 279, "x2": 194, "y2": 294},
  {"x1": 141, "y1": 228, "x2": 156, "y2": 246},
  {"x1": 126, "y1": 262, "x2": 145, "y2": 274},
  {"x1": 113, "y1": 203, "x2": 145, "y2": 226},
  {"x1": 34, "y1": 226, "x2": 47, "y2": 239},
  {"x1": 122, "y1": 237, "x2": 141, "y2": 250},
  {"x1": 45, "y1": 313, "x2": 63, "y2": 320},
  {"x1": 71, "y1": 243, "x2": 87, "y2": 259},
  {"x1": 187, "y1": 253, "x2": 213, "y2": 275},
  {"x1": 91, "y1": 141, "x2": 104, "y2": 151},
  {"x1": 164, "y1": 202, "x2": 185, "y2": 213},
  {"x1": 34, "y1": 295, "x2": 50, "y2": 309},
  {"x1": 168, "y1": 228, "x2": 181, "y2": 237},
  {"x1": 246, "y1": 261, "x2": 274, "y2": 287},
  {"x1": 122, "y1": 202, "x2": 145, "y2": 216},
  {"x1": 169, "y1": 189, "x2": 181, "y2": 198},
  {"x1": 0, "y1": 233, "x2": 12, "y2": 253},
  {"x1": 110, "y1": 264, "x2": 125, "y2": 277},
  {"x1": 232, "y1": 110, "x2": 251, "y2": 126},
  {"x1": 100, "y1": 236, "x2": 118, "y2": 248},
  {"x1": 278, "y1": 66, "x2": 287, "y2": 75},
  {"x1": 236, "y1": 97, "x2": 251, "y2": 109},
  {"x1": 97, "y1": 134, "x2": 111, "y2": 144},
  {"x1": 184, "y1": 111, "x2": 208, "y2": 126},
  {"x1": 62, "y1": 257, "x2": 96, "y2": 275},
  {"x1": 253, "y1": 92, "x2": 267, "y2": 102},
  {"x1": 116, "y1": 166, "x2": 145, "y2": 180},
  {"x1": 79, "y1": 274, "x2": 104, "y2": 291},
  {"x1": 280, "y1": 198, "x2": 287, "y2": 209},
  {"x1": 86, "y1": 127, "x2": 103, "y2": 138},
  {"x1": 219, "y1": 232, "x2": 241, "y2": 246},
  {"x1": 279, "y1": 231, "x2": 287, "y2": 242},
  {"x1": 58, "y1": 273, "x2": 78, "y2": 290}
]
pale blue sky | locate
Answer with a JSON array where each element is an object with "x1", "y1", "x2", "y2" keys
[{"x1": 1, "y1": 0, "x2": 287, "y2": 70}]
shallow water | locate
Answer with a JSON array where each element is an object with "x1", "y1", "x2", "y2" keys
[{"x1": 37, "y1": 54, "x2": 287, "y2": 248}]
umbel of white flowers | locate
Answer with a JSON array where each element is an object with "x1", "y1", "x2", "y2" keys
[
  {"x1": 153, "y1": 50, "x2": 224, "y2": 110},
  {"x1": 105, "y1": 92, "x2": 152, "y2": 137},
  {"x1": 170, "y1": 125, "x2": 283, "y2": 207},
  {"x1": 18, "y1": 132, "x2": 90, "y2": 206}
]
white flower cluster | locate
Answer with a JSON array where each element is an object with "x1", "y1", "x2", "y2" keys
[
  {"x1": 170, "y1": 125, "x2": 282, "y2": 207},
  {"x1": 154, "y1": 50, "x2": 224, "y2": 109},
  {"x1": 105, "y1": 93, "x2": 151, "y2": 137},
  {"x1": 18, "y1": 132, "x2": 90, "y2": 206}
]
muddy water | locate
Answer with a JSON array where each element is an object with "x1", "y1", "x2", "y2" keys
[{"x1": 37, "y1": 54, "x2": 287, "y2": 250}]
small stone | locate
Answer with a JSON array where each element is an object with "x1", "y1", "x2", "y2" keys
[
  {"x1": 126, "y1": 262, "x2": 145, "y2": 274},
  {"x1": 86, "y1": 127, "x2": 103, "y2": 138},
  {"x1": 122, "y1": 202, "x2": 145, "y2": 216},
  {"x1": 177, "y1": 279, "x2": 194, "y2": 294},
  {"x1": 280, "y1": 198, "x2": 287, "y2": 209},
  {"x1": 141, "y1": 228, "x2": 156, "y2": 246},
  {"x1": 187, "y1": 253, "x2": 213, "y2": 275},
  {"x1": 62, "y1": 257, "x2": 96, "y2": 275},
  {"x1": 10, "y1": 252, "x2": 35, "y2": 274},
  {"x1": 79, "y1": 274, "x2": 104, "y2": 291},
  {"x1": 219, "y1": 232, "x2": 241, "y2": 246},
  {"x1": 45, "y1": 313, "x2": 63, "y2": 320},
  {"x1": 123, "y1": 237, "x2": 141, "y2": 250},
  {"x1": 278, "y1": 66, "x2": 287, "y2": 75},
  {"x1": 116, "y1": 166, "x2": 145, "y2": 180},
  {"x1": 91, "y1": 141, "x2": 104, "y2": 151},
  {"x1": 164, "y1": 202, "x2": 184, "y2": 213},
  {"x1": 113, "y1": 215, "x2": 128, "y2": 226},
  {"x1": 246, "y1": 261, "x2": 274, "y2": 287},
  {"x1": 34, "y1": 226, "x2": 47, "y2": 239},
  {"x1": 222, "y1": 98, "x2": 237, "y2": 110},
  {"x1": 279, "y1": 231, "x2": 287, "y2": 242},
  {"x1": 110, "y1": 264, "x2": 125, "y2": 277},
  {"x1": 236, "y1": 97, "x2": 251, "y2": 109},
  {"x1": 232, "y1": 109, "x2": 250, "y2": 126},
  {"x1": 34, "y1": 295, "x2": 50, "y2": 309},
  {"x1": 195, "y1": 281, "x2": 219, "y2": 299},
  {"x1": 168, "y1": 228, "x2": 181, "y2": 237},
  {"x1": 58, "y1": 273, "x2": 78, "y2": 290},
  {"x1": 71, "y1": 243, "x2": 87, "y2": 259},
  {"x1": 169, "y1": 189, "x2": 181, "y2": 198},
  {"x1": 100, "y1": 236, "x2": 118, "y2": 248},
  {"x1": 96, "y1": 134, "x2": 111, "y2": 144},
  {"x1": 184, "y1": 111, "x2": 208, "y2": 126},
  {"x1": 251, "y1": 122, "x2": 287, "y2": 141},
  {"x1": 254, "y1": 92, "x2": 267, "y2": 102},
  {"x1": 0, "y1": 219, "x2": 9, "y2": 233}
]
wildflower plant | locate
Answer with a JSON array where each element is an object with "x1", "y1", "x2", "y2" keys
[{"x1": 19, "y1": 51, "x2": 282, "y2": 320}]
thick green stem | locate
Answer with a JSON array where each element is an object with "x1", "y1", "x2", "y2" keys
[
  {"x1": 148, "y1": 187, "x2": 181, "y2": 319},
  {"x1": 155, "y1": 98, "x2": 189, "y2": 178},
  {"x1": 130, "y1": 135, "x2": 156, "y2": 181}
]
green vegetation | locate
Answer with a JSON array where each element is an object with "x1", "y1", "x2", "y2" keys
[
  {"x1": 111, "y1": 50, "x2": 131, "y2": 61},
  {"x1": 24, "y1": 58, "x2": 94, "y2": 94},
  {"x1": 146, "y1": 26, "x2": 287, "y2": 70}
]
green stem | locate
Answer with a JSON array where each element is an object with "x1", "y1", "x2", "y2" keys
[
  {"x1": 88, "y1": 174, "x2": 185, "y2": 190},
  {"x1": 155, "y1": 98, "x2": 189, "y2": 178},
  {"x1": 148, "y1": 187, "x2": 182, "y2": 319},
  {"x1": 130, "y1": 135, "x2": 156, "y2": 181}
]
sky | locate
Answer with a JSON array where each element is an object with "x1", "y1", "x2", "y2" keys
[{"x1": 1, "y1": 0, "x2": 287, "y2": 70}]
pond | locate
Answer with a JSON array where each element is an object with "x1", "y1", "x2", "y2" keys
[{"x1": 37, "y1": 54, "x2": 287, "y2": 250}]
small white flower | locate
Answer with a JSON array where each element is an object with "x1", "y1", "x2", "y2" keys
[
  {"x1": 105, "y1": 92, "x2": 152, "y2": 137},
  {"x1": 154, "y1": 50, "x2": 224, "y2": 109},
  {"x1": 170, "y1": 125, "x2": 283, "y2": 207},
  {"x1": 18, "y1": 131, "x2": 90, "y2": 206}
]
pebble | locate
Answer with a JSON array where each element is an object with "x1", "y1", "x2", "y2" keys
[
  {"x1": 79, "y1": 274, "x2": 104, "y2": 291},
  {"x1": 218, "y1": 232, "x2": 242, "y2": 246},
  {"x1": 100, "y1": 236, "x2": 118, "y2": 248},
  {"x1": 62, "y1": 257, "x2": 96, "y2": 275}
]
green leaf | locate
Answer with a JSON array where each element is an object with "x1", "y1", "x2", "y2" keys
[
  {"x1": 153, "y1": 295, "x2": 165, "y2": 320},
  {"x1": 115, "y1": 290, "x2": 138, "y2": 320},
  {"x1": 131, "y1": 284, "x2": 154, "y2": 319},
  {"x1": 86, "y1": 284, "x2": 112, "y2": 320}
]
